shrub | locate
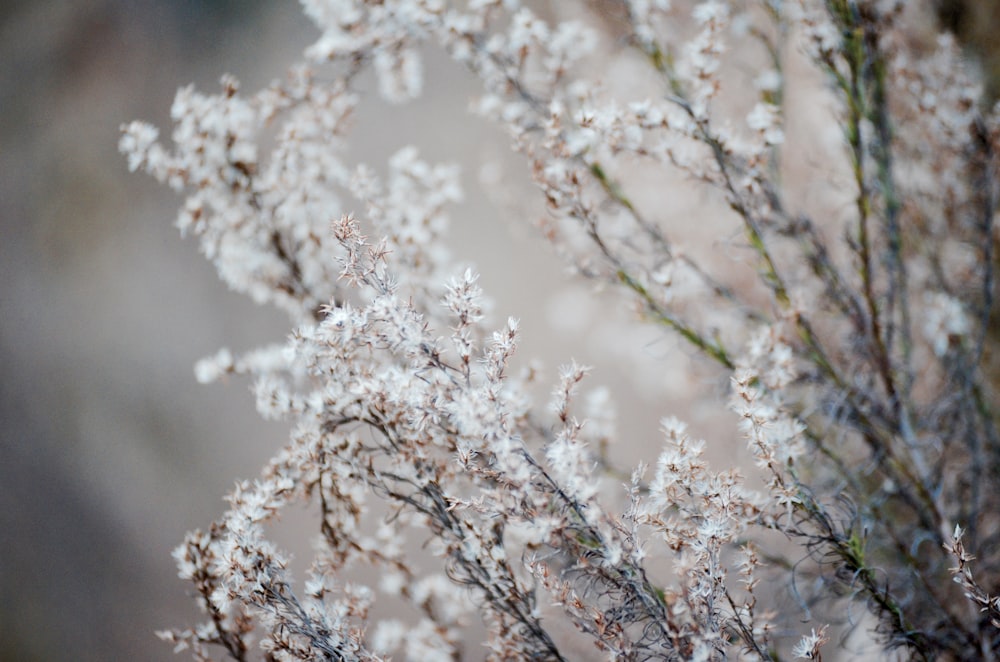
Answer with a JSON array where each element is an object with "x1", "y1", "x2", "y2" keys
[{"x1": 122, "y1": 1, "x2": 1000, "y2": 659}]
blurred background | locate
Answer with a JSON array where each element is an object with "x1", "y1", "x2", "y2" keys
[
  {"x1": 3, "y1": 1, "x2": 999, "y2": 660},
  {"x1": 0, "y1": 2, "x2": 308, "y2": 659}
]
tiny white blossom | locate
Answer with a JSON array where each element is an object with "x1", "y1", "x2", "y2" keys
[
  {"x1": 792, "y1": 626, "x2": 830, "y2": 659},
  {"x1": 194, "y1": 348, "x2": 234, "y2": 384},
  {"x1": 922, "y1": 292, "x2": 970, "y2": 356}
]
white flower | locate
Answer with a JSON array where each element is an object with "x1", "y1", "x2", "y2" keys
[
  {"x1": 194, "y1": 348, "x2": 234, "y2": 384},
  {"x1": 371, "y1": 619, "x2": 407, "y2": 653},
  {"x1": 754, "y1": 69, "x2": 782, "y2": 93},
  {"x1": 792, "y1": 626, "x2": 830, "y2": 659},
  {"x1": 746, "y1": 102, "x2": 784, "y2": 146},
  {"x1": 922, "y1": 292, "x2": 970, "y2": 356}
]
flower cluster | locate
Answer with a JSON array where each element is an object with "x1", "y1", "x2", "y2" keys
[{"x1": 124, "y1": 0, "x2": 1000, "y2": 659}]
